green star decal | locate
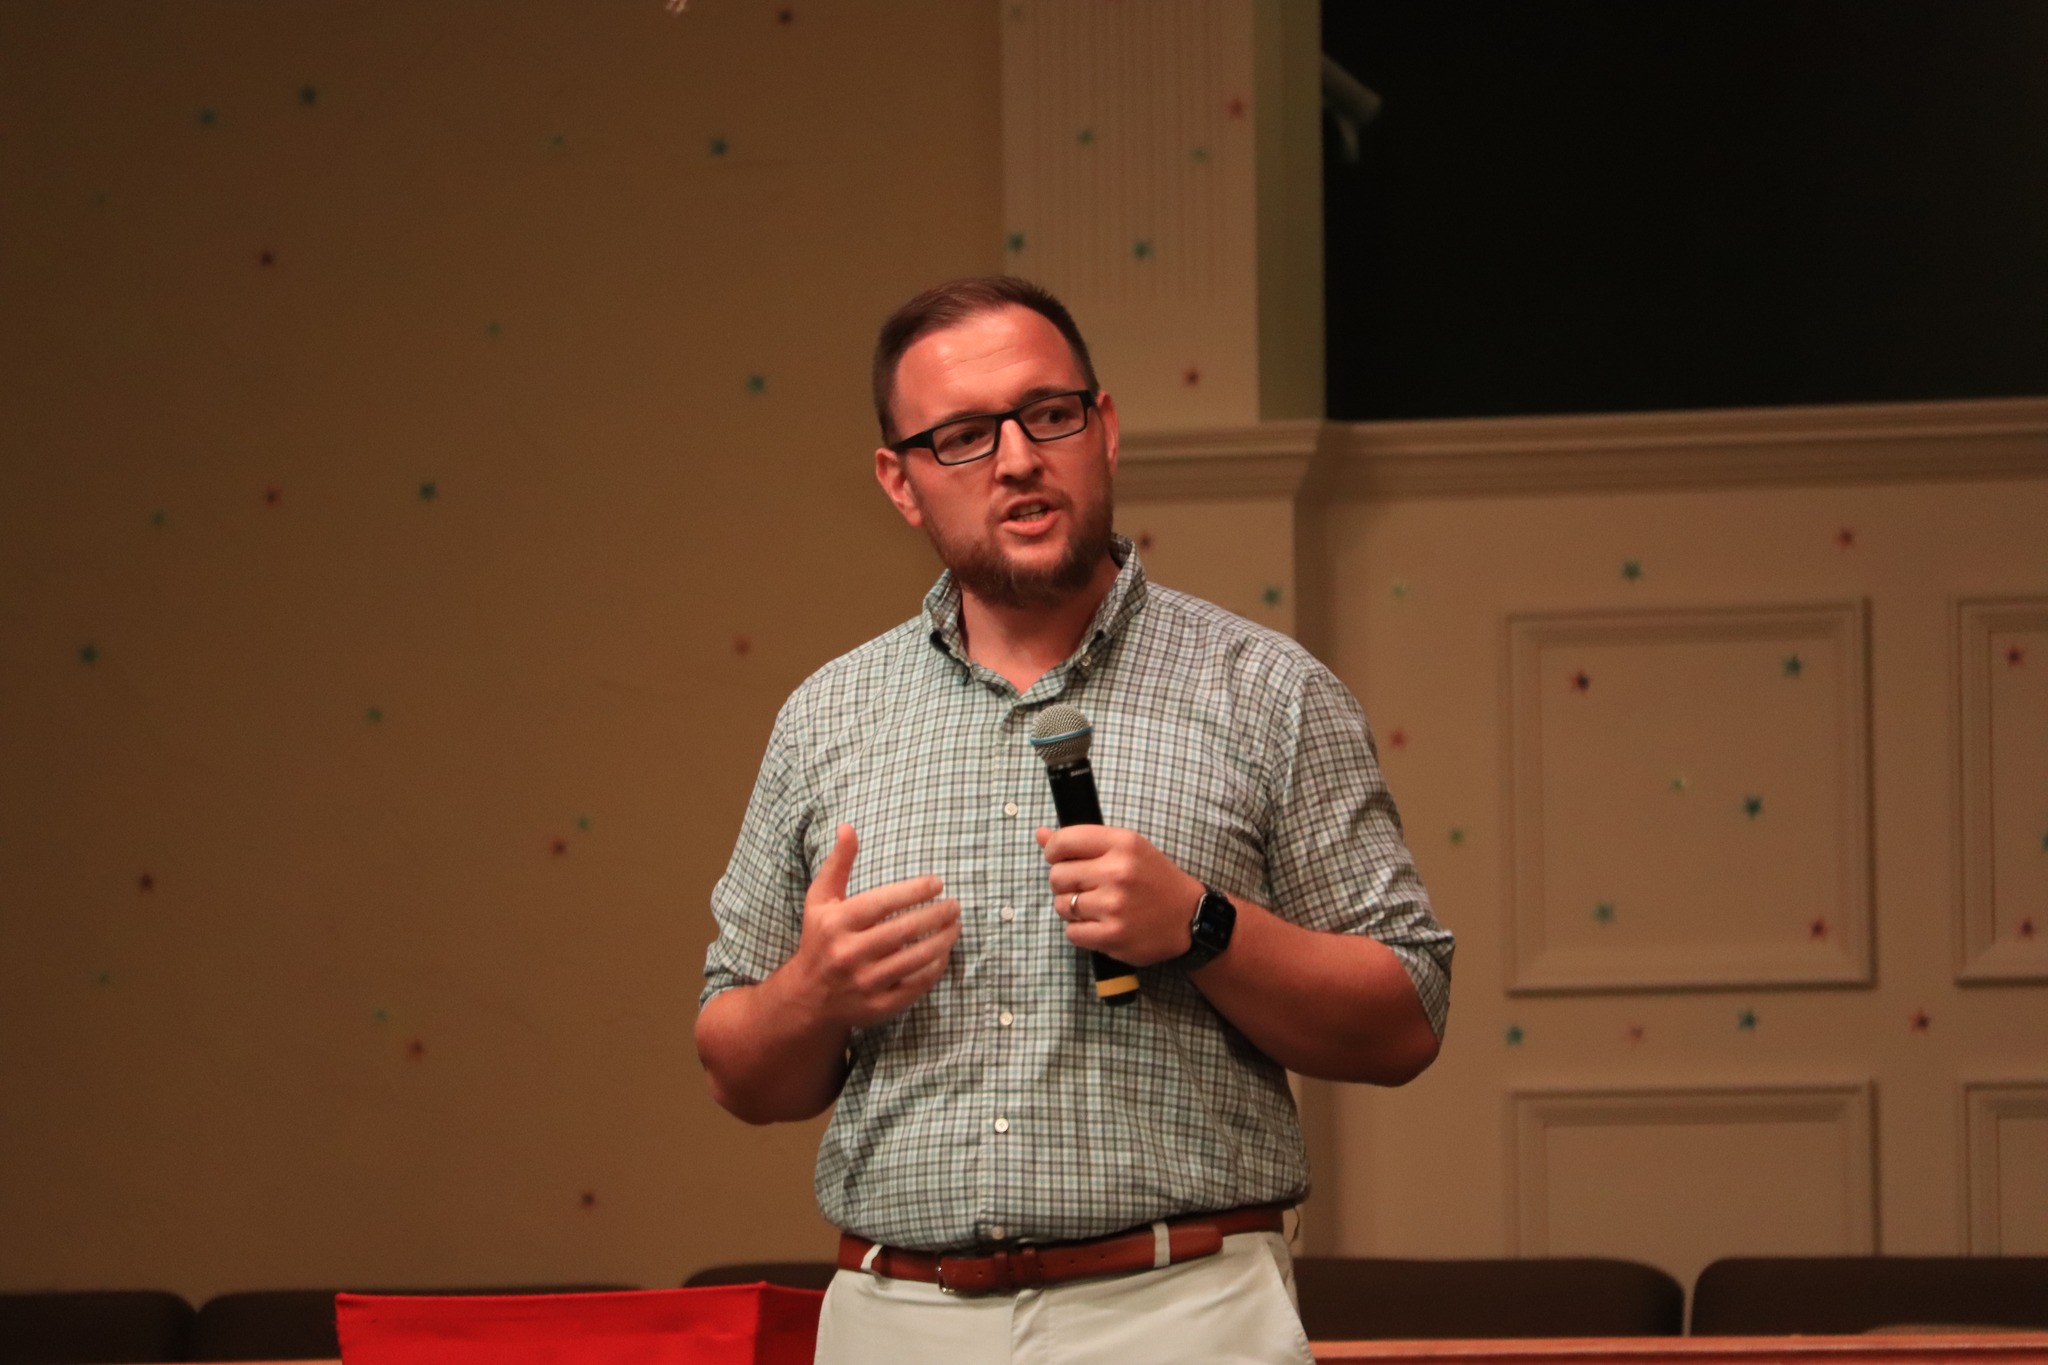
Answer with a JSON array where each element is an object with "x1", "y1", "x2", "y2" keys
[
  {"x1": 418, "y1": 481, "x2": 437, "y2": 501},
  {"x1": 373, "y1": 1007, "x2": 389, "y2": 1024},
  {"x1": 1622, "y1": 560, "x2": 1642, "y2": 581},
  {"x1": 1669, "y1": 774, "x2": 1689, "y2": 793},
  {"x1": 578, "y1": 815, "x2": 592, "y2": 832},
  {"x1": 1593, "y1": 901, "x2": 1616, "y2": 924},
  {"x1": 2039, "y1": 831, "x2": 2047, "y2": 852},
  {"x1": 1076, "y1": 128, "x2": 1094, "y2": 146},
  {"x1": 709, "y1": 136, "x2": 729, "y2": 156},
  {"x1": 1738, "y1": 1008, "x2": 1758, "y2": 1031},
  {"x1": 1505, "y1": 1024, "x2": 1524, "y2": 1046},
  {"x1": 366, "y1": 707, "x2": 383, "y2": 723},
  {"x1": 1391, "y1": 580, "x2": 1410, "y2": 600},
  {"x1": 1005, "y1": 231, "x2": 1025, "y2": 253},
  {"x1": 1783, "y1": 655, "x2": 1803, "y2": 678},
  {"x1": 1448, "y1": 827, "x2": 1466, "y2": 846},
  {"x1": 151, "y1": 510, "x2": 167, "y2": 528},
  {"x1": 1132, "y1": 239, "x2": 1152, "y2": 260},
  {"x1": 79, "y1": 643, "x2": 99, "y2": 664},
  {"x1": 299, "y1": 85, "x2": 319, "y2": 106},
  {"x1": 97, "y1": 971, "x2": 112, "y2": 986},
  {"x1": 487, "y1": 321, "x2": 503, "y2": 338},
  {"x1": 198, "y1": 107, "x2": 218, "y2": 127},
  {"x1": 1261, "y1": 585, "x2": 1282, "y2": 606},
  {"x1": 1191, "y1": 146, "x2": 1210, "y2": 163},
  {"x1": 1744, "y1": 795, "x2": 1764, "y2": 818},
  {"x1": 746, "y1": 374, "x2": 766, "y2": 394}
]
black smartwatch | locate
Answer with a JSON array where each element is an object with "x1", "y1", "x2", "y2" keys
[{"x1": 1173, "y1": 884, "x2": 1237, "y2": 971}]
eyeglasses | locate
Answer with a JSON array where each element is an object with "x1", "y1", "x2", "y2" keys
[{"x1": 890, "y1": 390, "x2": 1098, "y2": 467}]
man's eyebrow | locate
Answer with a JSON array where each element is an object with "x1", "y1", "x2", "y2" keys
[{"x1": 924, "y1": 384, "x2": 1080, "y2": 429}]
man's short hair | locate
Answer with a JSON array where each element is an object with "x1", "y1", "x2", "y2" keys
[{"x1": 872, "y1": 276, "x2": 1100, "y2": 443}]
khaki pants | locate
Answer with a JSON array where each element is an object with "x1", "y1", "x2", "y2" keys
[{"x1": 813, "y1": 1230, "x2": 1316, "y2": 1365}]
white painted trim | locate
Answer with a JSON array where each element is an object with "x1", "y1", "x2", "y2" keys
[
  {"x1": 1505, "y1": 602, "x2": 1874, "y2": 993},
  {"x1": 1115, "y1": 398, "x2": 2048, "y2": 501},
  {"x1": 1962, "y1": 1080, "x2": 2048, "y2": 1253},
  {"x1": 1508, "y1": 1084, "x2": 1877, "y2": 1258},
  {"x1": 1955, "y1": 597, "x2": 2048, "y2": 983}
]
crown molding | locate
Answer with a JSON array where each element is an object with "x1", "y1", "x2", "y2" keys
[{"x1": 1116, "y1": 398, "x2": 2048, "y2": 502}]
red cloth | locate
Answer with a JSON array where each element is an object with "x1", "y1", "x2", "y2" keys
[{"x1": 336, "y1": 1285, "x2": 823, "y2": 1365}]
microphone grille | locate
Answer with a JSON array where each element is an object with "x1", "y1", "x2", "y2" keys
[{"x1": 1029, "y1": 703, "x2": 1094, "y2": 767}]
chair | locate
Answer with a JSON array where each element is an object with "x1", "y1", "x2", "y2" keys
[
  {"x1": 189, "y1": 1284, "x2": 635, "y2": 1359},
  {"x1": 1290, "y1": 1257, "x2": 1685, "y2": 1340},
  {"x1": 1690, "y1": 1256, "x2": 2048, "y2": 1335},
  {"x1": 682, "y1": 1262, "x2": 840, "y2": 1292},
  {"x1": 0, "y1": 1290, "x2": 194, "y2": 1364}
]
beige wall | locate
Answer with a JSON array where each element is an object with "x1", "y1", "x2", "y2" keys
[{"x1": 0, "y1": 0, "x2": 998, "y2": 1298}]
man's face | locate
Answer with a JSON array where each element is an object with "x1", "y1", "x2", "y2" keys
[{"x1": 874, "y1": 305, "x2": 1119, "y2": 611}]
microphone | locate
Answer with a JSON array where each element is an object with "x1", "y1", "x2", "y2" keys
[{"x1": 1029, "y1": 703, "x2": 1140, "y2": 1007}]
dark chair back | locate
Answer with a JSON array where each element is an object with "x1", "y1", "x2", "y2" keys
[
  {"x1": 682, "y1": 1262, "x2": 840, "y2": 1292},
  {"x1": 0, "y1": 1290, "x2": 194, "y2": 1364},
  {"x1": 189, "y1": 1284, "x2": 634, "y2": 1360},
  {"x1": 1291, "y1": 1256, "x2": 1685, "y2": 1340},
  {"x1": 1691, "y1": 1256, "x2": 2048, "y2": 1335}
]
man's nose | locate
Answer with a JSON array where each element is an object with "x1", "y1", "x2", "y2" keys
[{"x1": 990, "y1": 415, "x2": 1043, "y2": 476}]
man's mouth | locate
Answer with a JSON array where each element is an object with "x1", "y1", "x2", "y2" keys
[{"x1": 1003, "y1": 501, "x2": 1055, "y2": 525}]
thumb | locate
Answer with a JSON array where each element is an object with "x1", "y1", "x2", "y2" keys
[{"x1": 811, "y1": 823, "x2": 858, "y2": 904}]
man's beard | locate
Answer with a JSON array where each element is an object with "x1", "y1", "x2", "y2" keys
[{"x1": 918, "y1": 489, "x2": 1116, "y2": 611}]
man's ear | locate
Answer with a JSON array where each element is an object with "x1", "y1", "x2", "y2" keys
[
  {"x1": 874, "y1": 445, "x2": 924, "y2": 528},
  {"x1": 1096, "y1": 390, "x2": 1120, "y2": 478}
]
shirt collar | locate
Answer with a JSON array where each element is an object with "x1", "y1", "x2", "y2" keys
[{"x1": 923, "y1": 533, "x2": 1149, "y2": 674}]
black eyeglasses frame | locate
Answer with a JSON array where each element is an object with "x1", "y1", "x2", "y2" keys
[{"x1": 888, "y1": 390, "x2": 1099, "y2": 467}]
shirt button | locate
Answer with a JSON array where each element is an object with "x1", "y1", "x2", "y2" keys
[
  {"x1": 993, "y1": 1117, "x2": 1010, "y2": 1134},
  {"x1": 1002, "y1": 800, "x2": 1019, "y2": 818},
  {"x1": 990, "y1": 1225, "x2": 1008, "y2": 1240},
  {"x1": 999, "y1": 905, "x2": 1015, "y2": 923},
  {"x1": 999, "y1": 1010, "x2": 1014, "y2": 1027}
]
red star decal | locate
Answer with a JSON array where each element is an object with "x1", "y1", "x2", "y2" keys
[
  {"x1": 551, "y1": 837, "x2": 568, "y2": 856},
  {"x1": 1626, "y1": 1025, "x2": 1646, "y2": 1045},
  {"x1": 1387, "y1": 728, "x2": 1408, "y2": 750},
  {"x1": 1910, "y1": 1010, "x2": 1931, "y2": 1033},
  {"x1": 1136, "y1": 532, "x2": 1154, "y2": 552},
  {"x1": 776, "y1": 7, "x2": 794, "y2": 21},
  {"x1": 580, "y1": 1191, "x2": 598, "y2": 1209},
  {"x1": 1225, "y1": 96, "x2": 1249, "y2": 119},
  {"x1": 2007, "y1": 645, "x2": 2025, "y2": 667},
  {"x1": 264, "y1": 486, "x2": 283, "y2": 506},
  {"x1": 2020, "y1": 918, "x2": 2036, "y2": 940},
  {"x1": 1572, "y1": 671, "x2": 1591, "y2": 692},
  {"x1": 1182, "y1": 366, "x2": 1201, "y2": 387},
  {"x1": 734, "y1": 635, "x2": 751, "y2": 657},
  {"x1": 138, "y1": 873, "x2": 154, "y2": 892},
  {"x1": 1809, "y1": 917, "x2": 1828, "y2": 939},
  {"x1": 406, "y1": 1038, "x2": 427, "y2": 1060},
  {"x1": 1836, "y1": 527, "x2": 1856, "y2": 549},
  {"x1": 258, "y1": 249, "x2": 276, "y2": 266}
]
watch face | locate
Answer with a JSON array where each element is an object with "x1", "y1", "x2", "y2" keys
[{"x1": 1188, "y1": 886, "x2": 1236, "y2": 961}]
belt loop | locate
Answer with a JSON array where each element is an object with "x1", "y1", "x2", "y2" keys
[
  {"x1": 1151, "y1": 1221, "x2": 1171, "y2": 1269},
  {"x1": 859, "y1": 1242, "x2": 882, "y2": 1275}
]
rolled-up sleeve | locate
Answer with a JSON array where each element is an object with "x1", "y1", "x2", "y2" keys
[{"x1": 1261, "y1": 663, "x2": 1454, "y2": 1037}]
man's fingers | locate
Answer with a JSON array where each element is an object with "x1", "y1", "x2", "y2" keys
[
  {"x1": 837, "y1": 874, "x2": 948, "y2": 929},
  {"x1": 809, "y1": 823, "x2": 859, "y2": 905},
  {"x1": 1039, "y1": 824, "x2": 1119, "y2": 863}
]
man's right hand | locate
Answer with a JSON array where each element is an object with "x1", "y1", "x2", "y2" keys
[{"x1": 789, "y1": 824, "x2": 960, "y2": 1031}]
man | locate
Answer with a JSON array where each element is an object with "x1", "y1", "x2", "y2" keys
[{"x1": 695, "y1": 277, "x2": 1452, "y2": 1364}]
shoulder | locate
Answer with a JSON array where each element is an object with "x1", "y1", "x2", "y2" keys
[
  {"x1": 1130, "y1": 584, "x2": 1330, "y2": 703},
  {"x1": 771, "y1": 615, "x2": 932, "y2": 749}
]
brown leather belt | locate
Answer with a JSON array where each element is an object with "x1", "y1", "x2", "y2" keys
[{"x1": 837, "y1": 1205, "x2": 1288, "y2": 1296}]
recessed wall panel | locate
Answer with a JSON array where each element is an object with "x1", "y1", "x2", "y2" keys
[
  {"x1": 1508, "y1": 604, "x2": 1872, "y2": 992},
  {"x1": 1957, "y1": 599, "x2": 2048, "y2": 982},
  {"x1": 1965, "y1": 1082, "x2": 2048, "y2": 1253}
]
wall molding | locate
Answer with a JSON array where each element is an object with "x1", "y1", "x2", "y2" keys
[
  {"x1": 1115, "y1": 397, "x2": 2048, "y2": 502},
  {"x1": 1954, "y1": 597, "x2": 2048, "y2": 983},
  {"x1": 1508, "y1": 1084, "x2": 1878, "y2": 1258},
  {"x1": 1963, "y1": 1080, "x2": 2048, "y2": 1254},
  {"x1": 1506, "y1": 602, "x2": 1874, "y2": 993}
]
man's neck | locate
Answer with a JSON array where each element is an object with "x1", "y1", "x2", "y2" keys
[{"x1": 958, "y1": 554, "x2": 1119, "y2": 696}]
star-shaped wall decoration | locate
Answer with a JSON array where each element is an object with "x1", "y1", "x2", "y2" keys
[
  {"x1": 745, "y1": 374, "x2": 766, "y2": 394},
  {"x1": 151, "y1": 510, "x2": 167, "y2": 528},
  {"x1": 1910, "y1": 1010, "x2": 1931, "y2": 1033},
  {"x1": 407, "y1": 1038, "x2": 427, "y2": 1060},
  {"x1": 1391, "y1": 581, "x2": 1410, "y2": 600},
  {"x1": 2019, "y1": 918, "x2": 2035, "y2": 940},
  {"x1": 1182, "y1": 366, "x2": 1200, "y2": 386},
  {"x1": 1783, "y1": 655, "x2": 1804, "y2": 678},
  {"x1": 1505, "y1": 1024, "x2": 1524, "y2": 1046},
  {"x1": 138, "y1": 873, "x2": 154, "y2": 892},
  {"x1": 1593, "y1": 901, "x2": 1616, "y2": 925},
  {"x1": 1448, "y1": 827, "x2": 1466, "y2": 846},
  {"x1": 734, "y1": 635, "x2": 752, "y2": 656},
  {"x1": 1225, "y1": 96, "x2": 1248, "y2": 118},
  {"x1": 1626, "y1": 1024, "x2": 1646, "y2": 1045},
  {"x1": 487, "y1": 321, "x2": 503, "y2": 337},
  {"x1": 373, "y1": 1008, "x2": 389, "y2": 1024},
  {"x1": 2008, "y1": 645, "x2": 2026, "y2": 667},
  {"x1": 1005, "y1": 231, "x2": 1025, "y2": 253},
  {"x1": 97, "y1": 971, "x2": 113, "y2": 986},
  {"x1": 79, "y1": 643, "x2": 99, "y2": 664},
  {"x1": 1836, "y1": 527, "x2": 1856, "y2": 549},
  {"x1": 264, "y1": 486, "x2": 283, "y2": 506},
  {"x1": 1076, "y1": 128, "x2": 1095, "y2": 147},
  {"x1": 551, "y1": 837, "x2": 569, "y2": 856},
  {"x1": 299, "y1": 85, "x2": 318, "y2": 106},
  {"x1": 1190, "y1": 146, "x2": 1210, "y2": 163},
  {"x1": 578, "y1": 815, "x2": 592, "y2": 832},
  {"x1": 1387, "y1": 728, "x2": 1408, "y2": 750},
  {"x1": 1669, "y1": 775, "x2": 1689, "y2": 793},
  {"x1": 1744, "y1": 795, "x2": 1764, "y2": 818},
  {"x1": 198, "y1": 107, "x2": 218, "y2": 127},
  {"x1": 1135, "y1": 532, "x2": 1154, "y2": 552},
  {"x1": 1571, "y1": 671, "x2": 1591, "y2": 692},
  {"x1": 419, "y1": 481, "x2": 437, "y2": 501},
  {"x1": 1738, "y1": 1008, "x2": 1758, "y2": 1031},
  {"x1": 1132, "y1": 239, "x2": 1153, "y2": 260},
  {"x1": 258, "y1": 249, "x2": 276, "y2": 266},
  {"x1": 366, "y1": 707, "x2": 383, "y2": 723},
  {"x1": 709, "y1": 136, "x2": 729, "y2": 157},
  {"x1": 1622, "y1": 560, "x2": 1642, "y2": 581},
  {"x1": 1261, "y1": 585, "x2": 1282, "y2": 606},
  {"x1": 1810, "y1": 917, "x2": 1829, "y2": 939}
]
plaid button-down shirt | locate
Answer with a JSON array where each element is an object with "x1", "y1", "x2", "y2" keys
[{"x1": 702, "y1": 537, "x2": 1452, "y2": 1251}]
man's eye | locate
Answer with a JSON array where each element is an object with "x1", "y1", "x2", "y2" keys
[{"x1": 939, "y1": 423, "x2": 990, "y2": 450}]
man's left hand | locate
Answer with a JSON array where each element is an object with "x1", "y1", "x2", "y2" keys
[{"x1": 1036, "y1": 825, "x2": 1205, "y2": 967}]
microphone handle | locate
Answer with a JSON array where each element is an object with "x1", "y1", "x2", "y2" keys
[{"x1": 1047, "y1": 760, "x2": 1140, "y2": 1007}]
